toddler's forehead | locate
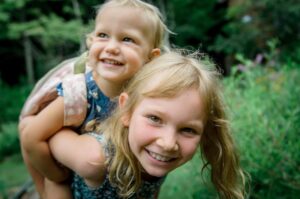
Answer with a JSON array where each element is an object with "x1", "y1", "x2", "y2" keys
[
  {"x1": 97, "y1": 5, "x2": 148, "y2": 22},
  {"x1": 96, "y1": 5, "x2": 156, "y2": 44},
  {"x1": 98, "y1": 6, "x2": 154, "y2": 28}
]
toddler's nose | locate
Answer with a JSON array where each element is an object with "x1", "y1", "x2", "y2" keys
[{"x1": 105, "y1": 39, "x2": 120, "y2": 55}]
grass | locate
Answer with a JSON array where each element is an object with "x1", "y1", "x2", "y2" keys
[
  {"x1": 0, "y1": 153, "x2": 29, "y2": 198},
  {"x1": 160, "y1": 153, "x2": 217, "y2": 199}
]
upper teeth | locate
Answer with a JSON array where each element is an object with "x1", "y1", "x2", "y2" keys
[
  {"x1": 104, "y1": 59, "x2": 122, "y2": 65},
  {"x1": 149, "y1": 151, "x2": 173, "y2": 162}
]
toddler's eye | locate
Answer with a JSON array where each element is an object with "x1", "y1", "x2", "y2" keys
[
  {"x1": 97, "y1": 33, "x2": 108, "y2": 38},
  {"x1": 147, "y1": 115, "x2": 162, "y2": 124},
  {"x1": 123, "y1": 37, "x2": 135, "y2": 43}
]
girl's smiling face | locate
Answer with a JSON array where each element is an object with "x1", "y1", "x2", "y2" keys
[
  {"x1": 120, "y1": 88, "x2": 205, "y2": 177},
  {"x1": 88, "y1": 6, "x2": 159, "y2": 85}
]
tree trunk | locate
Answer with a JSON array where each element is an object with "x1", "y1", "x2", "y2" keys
[
  {"x1": 72, "y1": 0, "x2": 86, "y2": 52},
  {"x1": 24, "y1": 35, "x2": 34, "y2": 85}
]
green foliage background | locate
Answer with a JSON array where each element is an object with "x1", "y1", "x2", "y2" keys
[
  {"x1": 0, "y1": 0, "x2": 299, "y2": 198},
  {"x1": 224, "y1": 60, "x2": 300, "y2": 199}
]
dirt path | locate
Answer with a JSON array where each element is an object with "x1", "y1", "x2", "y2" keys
[{"x1": 7, "y1": 180, "x2": 39, "y2": 199}]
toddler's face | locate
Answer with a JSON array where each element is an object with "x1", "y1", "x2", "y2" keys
[
  {"x1": 88, "y1": 6, "x2": 160, "y2": 85},
  {"x1": 122, "y1": 88, "x2": 204, "y2": 177}
]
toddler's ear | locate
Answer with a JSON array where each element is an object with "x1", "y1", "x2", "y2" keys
[
  {"x1": 119, "y1": 93, "x2": 130, "y2": 126},
  {"x1": 149, "y1": 48, "x2": 161, "y2": 60},
  {"x1": 85, "y1": 32, "x2": 94, "y2": 49}
]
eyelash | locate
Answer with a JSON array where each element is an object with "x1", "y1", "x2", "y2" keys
[
  {"x1": 145, "y1": 114, "x2": 200, "y2": 135},
  {"x1": 147, "y1": 115, "x2": 162, "y2": 125},
  {"x1": 180, "y1": 127, "x2": 198, "y2": 135},
  {"x1": 96, "y1": 33, "x2": 135, "y2": 44},
  {"x1": 123, "y1": 37, "x2": 135, "y2": 43},
  {"x1": 97, "y1": 32, "x2": 108, "y2": 38}
]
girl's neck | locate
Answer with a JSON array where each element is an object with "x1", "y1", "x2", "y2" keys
[
  {"x1": 92, "y1": 71, "x2": 122, "y2": 98},
  {"x1": 141, "y1": 171, "x2": 162, "y2": 182}
]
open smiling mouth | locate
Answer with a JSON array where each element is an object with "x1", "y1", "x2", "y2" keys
[
  {"x1": 146, "y1": 150, "x2": 176, "y2": 162},
  {"x1": 102, "y1": 59, "x2": 123, "y2": 66}
]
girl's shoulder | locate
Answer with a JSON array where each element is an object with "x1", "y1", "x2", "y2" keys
[{"x1": 87, "y1": 132, "x2": 111, "y2": 157}]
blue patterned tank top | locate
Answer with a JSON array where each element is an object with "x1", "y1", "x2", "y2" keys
[{"x1": 71, "y1": 133, "x2": 165, "y2": 199}]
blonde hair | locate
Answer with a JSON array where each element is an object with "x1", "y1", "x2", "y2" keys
[
  {"x1": 86, "y1": 0, "x2": 170, "y2": 50},
  {"x1": 100, "y1": 50, "x2": 246, "y2": 198}
]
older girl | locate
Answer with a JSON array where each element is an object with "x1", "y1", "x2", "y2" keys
[{"x1": 50, "y1": 51, "x2": 246, "y2": 198}]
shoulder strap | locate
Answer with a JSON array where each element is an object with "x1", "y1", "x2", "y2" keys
[{"x1": 74, "y1": 51, "x2": 88, "y2": 74}]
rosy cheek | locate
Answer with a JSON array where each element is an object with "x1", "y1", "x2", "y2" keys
[
  {"x1": 182, "y1": 140, "x2": 200, "y2": 157},
  {"x1": 87, "y1": 58, "x2": 96, "y2": 68},
  {"x1": 137, "y1": 125, "x2": 157, "y2": 142},
  {"x1": 87, "y1": 49, "x2": 98, "y2": 66}
]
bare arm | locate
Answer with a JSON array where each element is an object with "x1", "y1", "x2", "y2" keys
[
  {"x1": 49, "y1": 128, "x2": 106, "y2": 187},
  {"x1": 21, "y1": 96, "x2": 69, "y2": 182}
]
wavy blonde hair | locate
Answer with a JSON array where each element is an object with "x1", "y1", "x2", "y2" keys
[
  {"x1": 86, "y1": 0, "x2": 171, "y2": 50},
  {"x1": 99, "y1": 50, "x2": 246, "y2": 198}
]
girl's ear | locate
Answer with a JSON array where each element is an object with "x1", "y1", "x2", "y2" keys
[
  {"x1": 149, "y1": 48, "x2": 161, "y2": 60},
  {"x1": 119, "y1": 92, "x2": 130, "y2": 126},
  {"x1": 119, "y1": 92, "x2": 128, "y2": 108}
]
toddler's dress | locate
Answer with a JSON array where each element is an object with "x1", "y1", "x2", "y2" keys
[{"x1": 57, "y1": 70, "x2": 116, "y2": 131}]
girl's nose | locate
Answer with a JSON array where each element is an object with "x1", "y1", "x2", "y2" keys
[
  {"x1": 156, "y1": 128, "x2": 179, "y2": 152},
  {"x1": 105, "y1": 39, "x2": 120, "y2": 55}
]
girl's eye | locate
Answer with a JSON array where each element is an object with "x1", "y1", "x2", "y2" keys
[
  {"x1": 147, "y1": 115, "x2": 162, "y2": 125},
  {"x1": 181, "y1": 127, "x2": 198, "y2": 136},
  {"x1": 97, "y1": 33, "x2": 108, "y2": 38},
  {"x1": 123, "y1": 37, "x2": 135, "y2": 43}
]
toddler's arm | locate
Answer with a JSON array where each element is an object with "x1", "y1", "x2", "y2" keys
[
  {"x1": 21, "y1": 96, "x2": 69, "y2": 182},
  {"x1": 49, "y1": 128, "x2": 106, "y2": 187}
]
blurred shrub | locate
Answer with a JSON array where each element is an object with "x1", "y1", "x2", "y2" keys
[
  {"x1": 166, "y1": 0, "x2": 226, "y2": 49},
  {"x1": 0, "y1": 122, "x2": 20, "y2": 161},
  {"x1": 160, "y1": 154, "x2": 218, "y2": 199},
  {"x1": 223, "y1": 57, "x2": 300, "y2": 198},
  {"x1": 211, "y1": 0, "x2": 300, "y2": 63},
  {"x1": 0, "y1": 80, "x2": 32, "y2": 124},
  {"x1": 0, "y1": 80, "x2": 30, "y2": 160},
  {"x1": 0, "y1": 181, "x2": 7, "y2": 199}
]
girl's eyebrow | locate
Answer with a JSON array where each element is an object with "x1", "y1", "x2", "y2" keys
[{"x1": 142, "y1": 109, "x2": 164, "y2": 117}]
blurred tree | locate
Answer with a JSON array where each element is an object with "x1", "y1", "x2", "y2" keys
[
  {"x1": 210, "y1": 0, "x2": 300, "y2": 67},
  {"x1": 0, "y1": 0, "x2": 101, "y2": 85},
  {"x1": 160, "y1": 0, "x2": 230, "y2": 74},
  {"x1": 1, "y1": 0, "x2": 299, "y2": 84},
  {"x1": 165, "y1": 0, "x2": 227, "y2": 48},
  {"x1": 1, "y1": 0, "x2": 229, "y2": 83}
]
